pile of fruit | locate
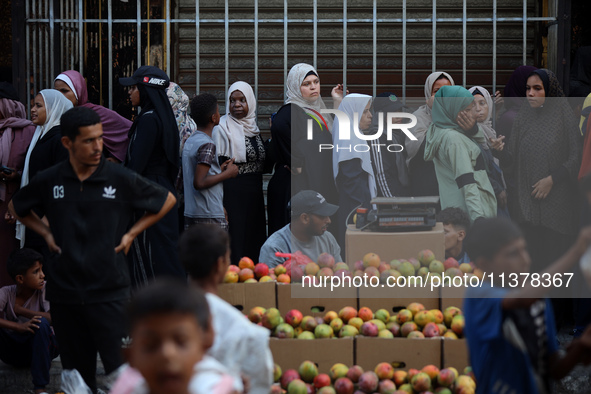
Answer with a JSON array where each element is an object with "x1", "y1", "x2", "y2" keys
[
  {"x1": 223, "y1": 250, "x2": 484, "y2": 284},
  {"x1": 248, "y1": 303, "x2": 464, "y2": 339},
  {"x1": 352, "y1": 251, "x2": 482, "y2": 285},
  {"x1": 271, "y1": 360, "x2": 476, "y2": 394}
]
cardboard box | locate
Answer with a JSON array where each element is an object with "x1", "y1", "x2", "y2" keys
[
  {"x1": 358, "y1": 286, "x2": 440, "y2": 315},
  {"x1": 442, "y1": 338, "x2": 470, "y2": 371},
  {"x1": 276, "y1": 283, "x2": 358, "y2": 317},
  {"x1": 269, "y1": 337, "x2": 354, "y2": 372},
  {"x1": 355, "y1": 337, "x2": 442, "y2": 371},
  {"x1": 217, "y1": 282, "x2": 276, "y2": 313},
  {"x1": 440, "y1": 285, "x2": 467, "y2": 311},
  {"x1": 345, "y1": 222, "x2": 445, "y2": 265}
]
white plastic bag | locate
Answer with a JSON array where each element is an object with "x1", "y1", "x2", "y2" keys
[{"x1": 61, "y1": 369, "x2": 93, "y2": 394}]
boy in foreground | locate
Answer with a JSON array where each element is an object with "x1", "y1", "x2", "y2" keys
[
  {"x1": 0, "y1": 248, "x2": 58, "y2": 394},
  {"x1": 463, "y1": 218, "x2": 591, "y2": 393},
  {"x1": 179, "y1": 224, "x2": 273, "y2": 393},
  {"x1": 112, "y1": 279, "x2": 238, "y2": 394}
]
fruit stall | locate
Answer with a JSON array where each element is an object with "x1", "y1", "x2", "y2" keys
[{"x1": 221, "y1": 232, "x2": 481, "y2": 393}]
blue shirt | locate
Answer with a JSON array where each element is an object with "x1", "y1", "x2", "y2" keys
[{"x1": 464, "y1": 282, "x2": 558, "y2": 394}]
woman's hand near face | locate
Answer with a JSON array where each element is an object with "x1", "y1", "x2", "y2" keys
[
  {"x1": 331, "y1": 84, "x2": 349, "y2": 108},
  {"x1": 456, "y1": 110, "x2": 476, "y2": 131}
]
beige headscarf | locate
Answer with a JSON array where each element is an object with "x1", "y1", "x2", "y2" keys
[
  {"x1": 213, "y1": 81, "x2": 260, "y2": 163},
  {"x1": 469, "y1": 85, "x2": 497, "y2": 147},
  {"x1": 405, "y1": 71, "x2": 455, "y2": 164},
  {"x1": 285, "y1": 63, "x2": 333, "y2": 130}
]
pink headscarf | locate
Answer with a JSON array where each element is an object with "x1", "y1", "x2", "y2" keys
[
  {"x1": 55, "y1": 70, "x2": 131, "y2": 162},
  {"x1": 0, "y1": 98, "x2": 35, "y2": 202}
]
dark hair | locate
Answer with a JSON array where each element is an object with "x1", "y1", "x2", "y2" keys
[
  {"x1": 464, "y1": 218, "x2": 523, "y2": 262},
  {"x1": 437, "y1": 207, "x2": 471, "y2": 232},
  {"x1": 190, "y1": 93, "x2": 218, "y2": 128},
  {"x1": 128, "y1": 278, "x2": 210, "y2": 332},
  {"x1": 7, "y1": 248, "x2": 43, "y2": 281},
  {"x1": 179, "y1": 224, "x2": 229, "y2": 280},
  {"x1": 60, "y1": 107, "x2": 101, "y2": 140},
  {"x1": 436, "y1": 74, "x2": 451, "y2": 82}
]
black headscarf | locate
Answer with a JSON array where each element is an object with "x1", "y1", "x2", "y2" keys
[
  {"x1": 128, "y1": 67, "x2": 180, "y2": 179},
  {"x1": 0, "y1": 82, "x2": 20, "y2": 101}
]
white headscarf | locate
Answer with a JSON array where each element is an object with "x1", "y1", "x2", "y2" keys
[
  {"x1": 285, "y1": 63, "x2": 333, "y2": 130},
  {"x1": 332, "y1": 93, "x2": 376, "y2": 199},
  {"x1": 213, "y1": 81, "x2": 260, "y2": 163},
  {"x1": 405, "y1": 71, "x2": 455, "y2": 164},
  {"x1": 469, "y1": 85, "x2": 497, "y2": 145},
  {"x1": 17, "y1": 89, "x2": 73, "y2": 246}
]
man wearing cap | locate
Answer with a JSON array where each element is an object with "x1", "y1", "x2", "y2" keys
[{"x1": 259, "y1": 190, "x2": 342, "y2": 267}]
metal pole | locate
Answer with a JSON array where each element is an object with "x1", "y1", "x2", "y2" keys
[
  {"x1": 313, "y1": 0, "x2": 317, "y2": 70},
  {"x1": 78, "y1": 0, "x2": 83, "y2": 74},
  {"x1": 462, "y1": 0, "x2": 466, "y2": 87},
  {"x1": 432, "y1": 0, "x2": 436, "y2": 72},
  {"x1": 523, "y1": 0, "x2": 527, "y2": 65},
  {"x1": 108, "y1": 0, "x2": 113, "y2": 109},
  {"x1": 225, "y1": 0, "x2": 229, "y2": 95},
  {"x1": 137, "y1": 0, "x2": 141, "y2": 70},
  {"x1": 195, "y1": 0, "x2": 199, "y2": 93},
  {"x1": 45, "y1": 0, "x2": 49, "y2": 87},
  {"x1": 283, "y1": 0, "x2": 287, "y2": 99},
  {"x1": 493, "y1": 0, "x2": 497, "y2": 96},
  {"x1": 60, "y1": 0, "x2": 64, "y2": 72},
  {"x1": 255, "y1": 0, "x2": 259, "y2": 101},
  {"x1": 373, "y1": 0, "x2": 376, "y2": 98},
  {"x1": 343, "y1": 0, "x2": 347, "y2": 92},
  {"x1": 166, "y1": 0, "x2": 171, "y2": 74},
  {"x1": 26, "y1": 0, "x2": 30, "y2": 113},
  {"x1": 402, "y1": 0, "x2": 407, "y2": 100}
]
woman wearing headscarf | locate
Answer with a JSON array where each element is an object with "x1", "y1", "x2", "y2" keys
[
  {"x1": 367, "y1": 93, "x2": 410, "y2": 198},
  {"x1": 119, "y1": 65, "x2": 184, "y2": 286},
  {"x1": 333, "y1": 93, "x2": 376, "y2": 250},
  {"x1": 54, "y1": 70, "x2": 130, "y2": 162},
  {"x1": 213, "y1": 81, "x2": 267, "y2": 265},
  {"x1": 267, "y1": 63, "x2": 343, "y2": 235},
  {"x1": 423, "y1": 85, "x2": 497, "y2": 222},
  {"x1": 498, "y1": 69, "x2": 582, "y2": 274},
  {"x1": 406, "y1": 71, "x2": 455, "y2": 198},
  {"x1": 16, "y1": 89, "x2": 73, "y2": 255},
  {"x1": 0, "y1": 83, "x2": 35, "y2": 285},
  {"x1": 469, "y1": 86, "x2": 509, "y2": 218},
  {"x1": 166, "y1": 82, "x2": 197, "y2": 232},
  {"x1": 497, "y1": 65, "x2": 538, "y2": 144}
]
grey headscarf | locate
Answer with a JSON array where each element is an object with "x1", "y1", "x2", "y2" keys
[
  {"x1": 405, "y1": 71, "x2": 455, "y2": 164},
  {"x1": 285, "y1": 63, "x2": 333, "y2": 130}
]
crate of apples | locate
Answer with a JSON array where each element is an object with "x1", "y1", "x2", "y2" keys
[{"x1": 271, "y1": 360, "x2": 476, "y2": 394}]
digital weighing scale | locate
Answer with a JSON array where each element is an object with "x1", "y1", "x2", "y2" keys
[{"x1": 356, "y1": 196, "x2": 440, "y2": 232}]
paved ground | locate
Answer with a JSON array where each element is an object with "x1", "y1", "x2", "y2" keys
[{"x1": 1, "y1": 327, "x2": 589, "y2": 393}]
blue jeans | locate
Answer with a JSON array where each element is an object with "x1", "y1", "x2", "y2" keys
[{"x1": 0, "y1": 317, "x2": 59, "y2": 389}]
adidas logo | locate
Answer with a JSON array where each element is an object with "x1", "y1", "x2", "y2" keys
[{"x1": 102, "y1": 186, "x2": 116, "y2": 199}]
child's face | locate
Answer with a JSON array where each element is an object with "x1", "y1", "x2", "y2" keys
[
  {"x1": 443, "y1": 224, "x2": 465, "y2": 257},
  {"x1": 128, "y1": 313, "x2": 205, "y2": 394},
  {"x1": 17, "y1": 261, "x2": 45, "y2": 291},
  {"x1": 485, "y1": 237, "x2": 531, "y2": 276}
]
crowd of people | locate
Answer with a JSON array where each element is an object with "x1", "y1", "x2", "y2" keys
[{"x1": 0, "y1": 56, "x2": 590, "y2": 393}]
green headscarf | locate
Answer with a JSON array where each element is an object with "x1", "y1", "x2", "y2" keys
[{"x1": 431, "y1": 85, "x2": 475, "y2": 130}]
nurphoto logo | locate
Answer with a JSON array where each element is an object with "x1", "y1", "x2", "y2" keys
[{"x1": 307, "y1": 109, "x2": 418, "y2": 153}]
